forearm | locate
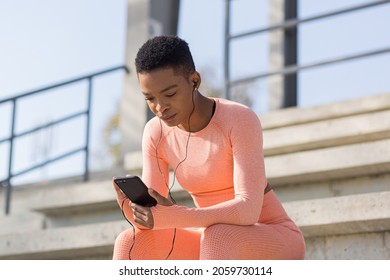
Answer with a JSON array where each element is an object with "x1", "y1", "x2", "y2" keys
[{"x1": 151, "y1": 195, "x2": 262, "y2": 229}]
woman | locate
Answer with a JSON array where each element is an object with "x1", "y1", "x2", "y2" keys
[{"x1": 112, "y1": 35, "x2": 305, "y2": 260}]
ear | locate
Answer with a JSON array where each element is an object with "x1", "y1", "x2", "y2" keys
[{"x1": 189, "y1": 71, "x2": 201, "y2": 90}]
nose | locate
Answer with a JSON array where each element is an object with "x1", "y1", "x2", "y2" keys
[{"x1": 155, "y1": 99, "x2": 168, "y2": 113}]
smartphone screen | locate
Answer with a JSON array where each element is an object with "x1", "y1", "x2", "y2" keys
[{"x1": 114, "y1": 176, "x2": 157, "y2": 207}]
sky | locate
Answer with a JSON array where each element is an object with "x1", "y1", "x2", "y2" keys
[{"x1": 1, "y1": 0, "x2": 389, "y2": 185}]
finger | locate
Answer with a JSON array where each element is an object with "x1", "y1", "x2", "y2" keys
[
  {"x1": 133, "y1": 215, "x2": 153, "y2": 229},
  {"x1": 131, "y1": 202, "x2": 150, "y2": 216},
  {"x1": 133, "y1": 210, "x2": 148, "y2": 222},
  {"x1": 131, "y1": 203, "x2": 154, "y2": 228},
  {"x1": 132, "y1": 210, "x2": 153, "y2": 229}
]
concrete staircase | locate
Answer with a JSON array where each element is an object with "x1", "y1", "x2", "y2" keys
[
  {"x1": 262, "y1": 92, "x2": 390, "y2": 259},
  {"x1": 1, "y1": 93, "x2": 389, "y2": 259}
]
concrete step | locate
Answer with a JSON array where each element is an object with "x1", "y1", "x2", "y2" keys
[
  {"x1": 284, "y1": 190, "x2": 390, "y2": 260},
  {"x1": 263, "y1": 109, "x2": 390, "y2": 156},
  {"x1": 266, "y1": 138, "x2": 390, "y2": 185},
  {"x1": 0, "y1": 220, "x2": 129, "y2": 260},
  {"x1": 284, "y1": 190, "x2": 390, "y2": 238},
  {"x1": 5, "y1": 176, "x2": 192, "y2": 231},
  {"x1": 27, "y1": 179, "x2": 192, "y2": 215},
  {"x1": 260, "y1": 92, "x2": 390, "y2": 129},
  {"x1": 0, "y1": 212, "x2": 45, "y2": 235}
]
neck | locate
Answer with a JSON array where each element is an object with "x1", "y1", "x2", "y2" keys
[{"x1": 178, "y1": 93, "x2": 215, "y2": 132}]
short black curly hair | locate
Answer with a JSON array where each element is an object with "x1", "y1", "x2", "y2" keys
[{"x1": 135, "y1": 35, "x2": 196, "y2": 78}]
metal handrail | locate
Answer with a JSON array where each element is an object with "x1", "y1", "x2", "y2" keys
[
  {"x1": 0, "y1": 65, "x2": 129, "y2": 214},
  {"x1": 228, "y1": 0, "x2": 390, "y2": 40},
  {"x1": 224, "y1": 0, "x2": 390, "y2": 101},
  {"x1": 229, "y1": 47, "x2": 390, "y2": 87}
]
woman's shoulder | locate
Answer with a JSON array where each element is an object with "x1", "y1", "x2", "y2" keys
[
  {"x1": 215, "y1": 98, "x2": 261, "y2": 125},
  {"x1": 213, "y1": 99, "x2": 263, "y2": 140},
  {"x1": 143, "y1": 115, "x2": 176, "y2": 142},
  {"x1": 143, "y1": 116, "x2": 163, "y2": 140},
  {"x1": 144, "y1": 116, "x2": 158, "y2": 130}
]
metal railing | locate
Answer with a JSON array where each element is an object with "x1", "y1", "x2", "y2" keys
[
  {"x1": 0, "y1": 65, "x2": 129, "y2": 214},
  {"x1": 224, "y1": 0, "x2": 390, "y2": 107}
]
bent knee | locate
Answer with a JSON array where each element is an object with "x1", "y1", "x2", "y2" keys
[
  {"x1": 115, "y1": 228, "x2": 134, "y2": 244},
  {"x1": 113, "y1": 228, "x2": 135, "y2": 260},
  {"x1": 202, "y1": 224, "x2": 237, "y2": 242}
]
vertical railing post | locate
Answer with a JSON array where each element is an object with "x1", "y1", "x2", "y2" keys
[
  {"x1": 84, "y1": 77, "x2": 93, "y2": 182},
  {"x1": 5, "y1": 99, "x2": 17, "y2": 215},
  {"x1": 224, "y1": 0, "x2": 231, "y2": 100},
  {"x1": 269, "y1": 0, "x2": 298, "y2": 110},
  {"x1": 3, "y1": 180, "x2": 11, "y2": 216},
  {"x1": 283, "y1": 0, "x2": 298, "y2": 107}
]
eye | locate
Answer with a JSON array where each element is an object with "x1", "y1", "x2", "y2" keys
[
  {"x1": 145, "y1": 96, "x2": 154, "y2": 101},
  {"x1": 166, "y1": 92, "x2": 176, "y2": 97}
]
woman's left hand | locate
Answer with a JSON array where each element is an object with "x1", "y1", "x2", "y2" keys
[{"x1": 131, "y1": 188, "x2": 173, "y2": 229}]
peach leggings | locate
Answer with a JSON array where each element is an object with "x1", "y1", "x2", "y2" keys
[{"x1": 113, "y1": 222, "x2": 305, "y2": 260}]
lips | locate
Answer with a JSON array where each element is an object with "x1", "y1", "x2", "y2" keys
[{"x1": 160, "y1": 113, "x2": 177, "y2": 123}]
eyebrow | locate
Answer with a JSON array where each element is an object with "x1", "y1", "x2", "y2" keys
[
  {"x1": 160, "y1": 84, "x2": 178, "y2": 93},
  {"x1": 142, "y1": 84, "x2": 178, "y2": 96}
]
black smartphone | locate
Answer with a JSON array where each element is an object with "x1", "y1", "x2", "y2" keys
[{"x1": 114, "y1": 176, "x2": 157, "y2": 207}]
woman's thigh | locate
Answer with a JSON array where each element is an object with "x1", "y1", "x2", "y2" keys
[
  {"x1": 113, "y1": 227, "x2": 202, "y2": 260},
  {"x1": 201, "y1": 223, "x2": 305, "y2": 260}
]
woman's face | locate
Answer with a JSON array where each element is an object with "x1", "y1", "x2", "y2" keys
[{"x1": 138, "y1": 67, "x2": 197, "y2": 128}]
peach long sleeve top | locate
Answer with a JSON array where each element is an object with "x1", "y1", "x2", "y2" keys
[{"x1": 137, "y1": 98, "x2": 292, "y2": 230}]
